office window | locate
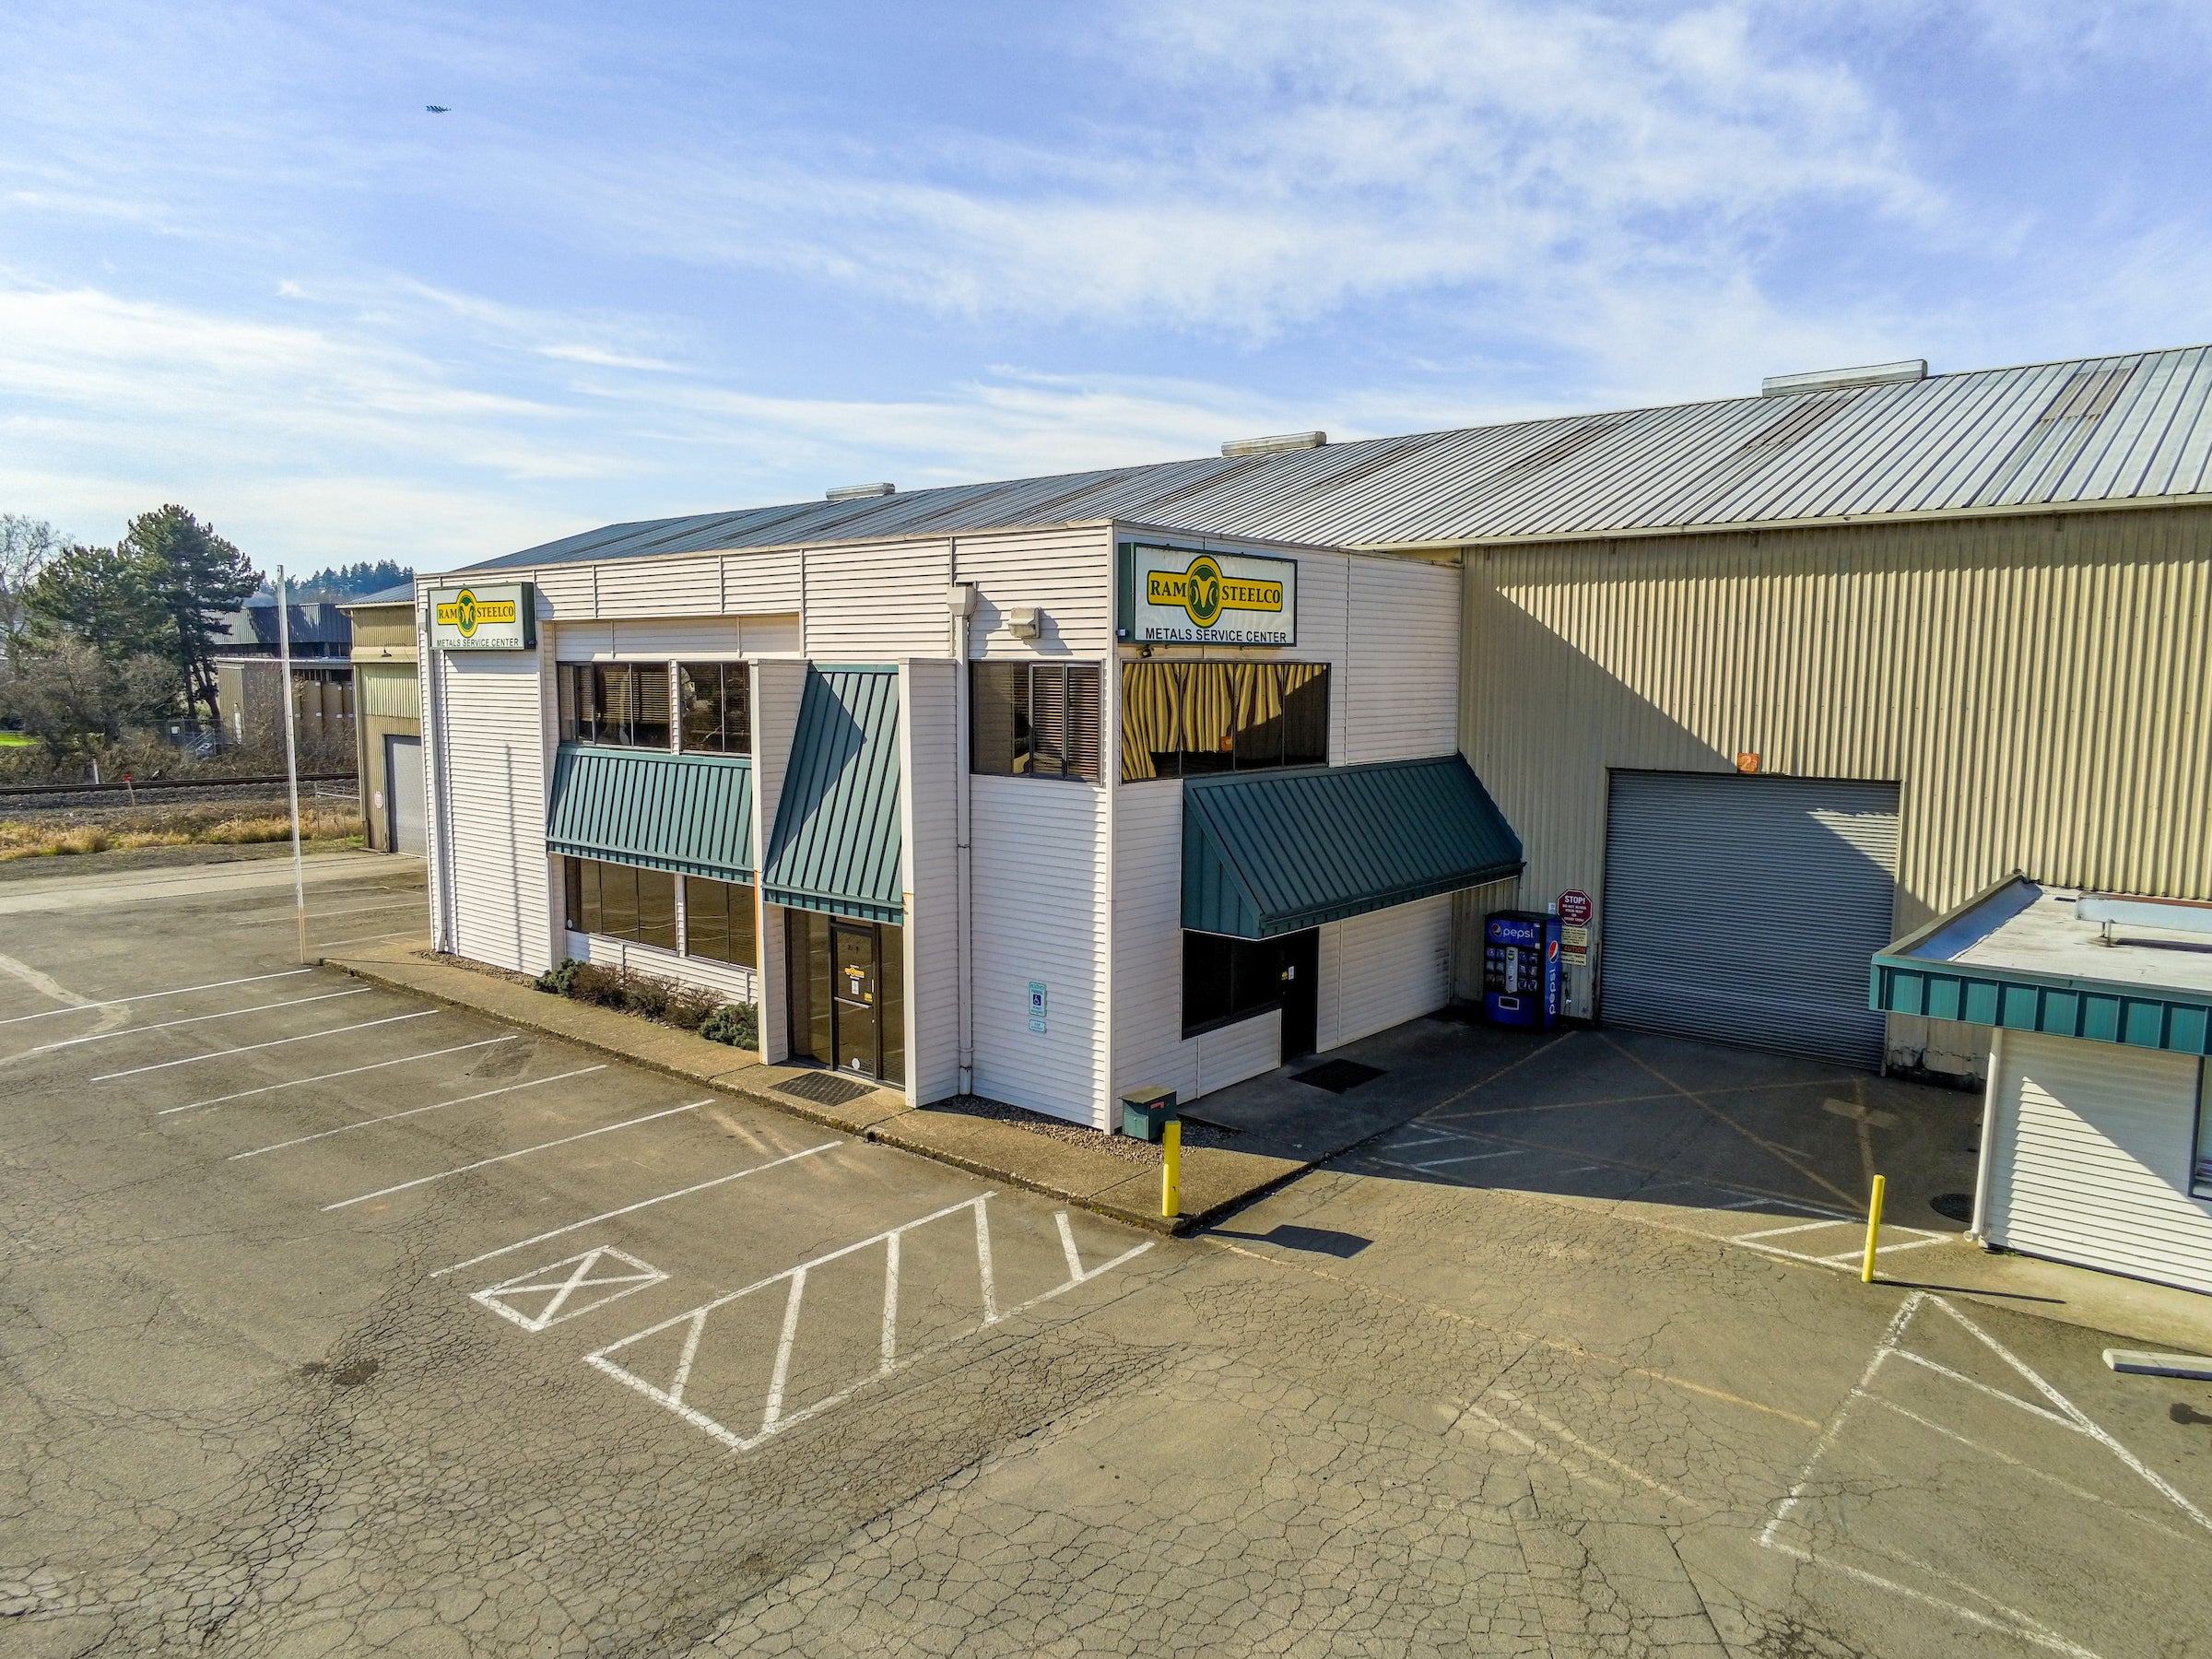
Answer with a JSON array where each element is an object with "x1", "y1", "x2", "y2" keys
[
  {"x1": 677, "y1": 662, "x2": 750, "y2": 755},
  {"x1": 683, "y1": 875, "x2": 758, "y2": 966},
  {"x1": 559, "y1": 663, "x2": 672, "y2": 749},
  {"x1": 971, "y1": 662, "x2": 1100, "y2": 781},
  {"x1": 1182, "y1": 931, "x2": 1286, "y2": 1036},
  {"x1": 1122, "y1": 662, "x2": 1327, "y2": 781},
  {"x1": 563, "y1": 857, "x2": 677, "y2": 951}
]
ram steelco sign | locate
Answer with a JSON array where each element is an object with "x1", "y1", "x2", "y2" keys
[
  {"x1": 1122, "y1": 545, "x2": 1297, "y2": 646},
  {"x1": 429, "y1": 582, "x2": 535, "y2": 651}
]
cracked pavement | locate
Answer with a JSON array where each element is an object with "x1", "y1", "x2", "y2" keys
[{"x1": 4, "y1": 854, "x2": 2210, "y2": 1657}]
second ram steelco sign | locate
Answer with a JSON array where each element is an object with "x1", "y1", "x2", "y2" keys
[
  {"x1": 1120, "y1": 544, "x2": 1297, "y2": 646},
  {"x1": 429, "y1": 582, "x2": 536, "y2": 651}
]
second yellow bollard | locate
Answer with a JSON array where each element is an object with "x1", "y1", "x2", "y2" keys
[
  {"x1": 1163, "y1": 1119, "x2": 1182, "y2": 1219},
  {"x1": 1861, "y1": 1173, "x2": 1887, "y2": 1284}
]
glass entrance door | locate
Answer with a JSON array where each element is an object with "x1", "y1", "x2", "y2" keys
[{"x1": 830, "y1": 920, "x2": 880, "y2": 1077}]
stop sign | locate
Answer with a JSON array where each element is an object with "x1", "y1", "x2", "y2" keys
[{"x1": 1557, "y1": 890, "x2": 1593, "y2": 925}]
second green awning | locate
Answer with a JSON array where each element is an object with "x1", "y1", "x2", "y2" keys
[
  {"x1": 1183, "y1": 756, "x2": 1524, "y2": 938},
  {"x1": 547, "y1": 746, "x2": 753, "y2": 880},
  {"x1": 761, "y1": 667, "x2": 904, "y2": 924}
]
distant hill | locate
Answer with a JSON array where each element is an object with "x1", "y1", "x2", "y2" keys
[{"x1": 257, "y1": 560, "x2": 412, "y2": 602}]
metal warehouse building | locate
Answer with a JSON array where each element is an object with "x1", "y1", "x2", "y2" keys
[{"x1": 412, "y1": 343, "x2": 2212, "y2": 1268}]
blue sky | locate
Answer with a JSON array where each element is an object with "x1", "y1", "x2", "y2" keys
[{"x1": 3, "y1": 0, "x2": 2208, "y2": 571}]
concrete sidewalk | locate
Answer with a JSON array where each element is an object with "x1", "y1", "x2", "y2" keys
[{"x1": 322, "y1": 937, "x2": 1310, "y2": 1233}]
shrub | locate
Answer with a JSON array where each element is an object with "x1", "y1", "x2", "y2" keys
[
  {"x1": 700, "y1": 1001, "x2": 759, "y2": 1050},
  {"x1": 567, "y1": 961, "x2": 626, "y2": 1008},
  {"x1": 663, "y1": 984, "x2": 721, "y2": 1031},
  {"x1": 534, "y1": 959, "x2": 580, "y2": 995}
]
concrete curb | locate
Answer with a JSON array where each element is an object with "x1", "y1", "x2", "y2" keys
[{"x1": 322, "y1": 944, "x2": 1311, "y2": 1236}]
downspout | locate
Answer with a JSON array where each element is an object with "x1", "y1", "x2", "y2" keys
[
  {"x1": 1967, "y1": 1029, "x2": 2003, "y2": 1246},
  {"x1": 950, "y1": 570, "x2": 976, "y2": 1096}
]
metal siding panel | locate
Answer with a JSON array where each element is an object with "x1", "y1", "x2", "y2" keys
[
  {"x1": 1988, "y1": 1031, "x2": 2212, "y2": 1293},
  {"x1": 1601, "y1": 771, "x2": 1900, "y2": 1065}
]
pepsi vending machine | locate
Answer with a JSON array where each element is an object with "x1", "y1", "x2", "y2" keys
[{"x1": 1483, "y1": 911, "x2": 1560, "y2": 1029}]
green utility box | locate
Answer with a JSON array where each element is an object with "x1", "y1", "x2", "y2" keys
[{"x1": 1120, "y1": 1086, "x2": 1179, "y2": 1143}]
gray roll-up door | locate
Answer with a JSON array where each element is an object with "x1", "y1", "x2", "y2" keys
[
  {"x1": 1601, "y1": 772, "x2": 1900, "y2": 1065},
  {"x1": 387, "y1": 735, "x2": 427, "y2": 856}
]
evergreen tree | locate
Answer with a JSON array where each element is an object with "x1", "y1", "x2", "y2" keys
[
  {"x1": 120, "y1": 506, "x2": 260, "y2": 719},
  {"x1": 25, "y1": 542, "x2": 170, "y2": 661}
]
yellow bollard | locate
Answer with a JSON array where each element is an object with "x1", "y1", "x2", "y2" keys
[
  {"x1": 1861, "y1": 1173, "x2": 1887, "y2": 1284},
  {"x1": 1162, "y1": 1119, "x2": 1182, "y2": 1219}
]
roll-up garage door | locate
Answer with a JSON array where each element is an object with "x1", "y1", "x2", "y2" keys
[{"x1": 1601, "y1": 772, "x2": 1900, "y2": 1065}]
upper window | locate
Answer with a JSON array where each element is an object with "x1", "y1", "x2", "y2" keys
[
  {"x1": 677, "y1": 662, "x2": 750, "y2": 755},
  {"x1": 1121, "y1": 661, "x2": 1327, "y2": 782},
  {"x1": 559, "y1": 663, "x2": 672, "y2": 750},
  {"x1": 971, "y1": 662, "x2": 1101, "y2": 782}
]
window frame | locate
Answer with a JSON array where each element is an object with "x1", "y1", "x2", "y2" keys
[
  {"x1": 559, "y1": 661, "x2": 676, "y2": 751},
  {"x1": 1120, "y1": 660, "x2": 1330, "y2": 782},
  {"x1": 681, "y1": 873, "x2": 759, "y2": 967},
  {"x1": 561, "y1": 855, "x2": 676, "y2": 951},
  {"x1": 1180, "y1": 929, "x2": 1287, "y2": 1040},
  {"x1": 2192, "y1": 1056, "x2": 2212, "y2": 1202},
  {"x1": 970, "y1": 660, "x2": 1101, "y2": 782},
  {"x1": 676, "y1": 660, "x2": 751, "y2": 756}
]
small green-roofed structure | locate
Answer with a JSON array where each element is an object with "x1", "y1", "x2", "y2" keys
[
  {"x1": 1182, "y1": 755, "x2": 1524, "y2": 939},
  {"x1": 547, "y1": 747, "x2": 754, "y2": 881}
]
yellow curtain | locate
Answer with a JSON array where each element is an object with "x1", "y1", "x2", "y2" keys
[
  {"x1": 1231, "y1": 663, "x2": 1285, "y2": 732},
  {"x1": 1120, "y1": 663, "x2": 1182, "y2": 781},
  {"x1": 1181, "y1": 663, "x2": 1235, "y2": 755}
]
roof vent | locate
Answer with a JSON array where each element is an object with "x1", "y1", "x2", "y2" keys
[
  {"x1": 1760, "y1": 359, "x2": 1926, "y2": 397},
  {"x1": 825, "y1": 481, "x2": 895, "y2": 501},
  {"x1": 1220, "y1": 430, "x2": 1326, "y2": 457}
]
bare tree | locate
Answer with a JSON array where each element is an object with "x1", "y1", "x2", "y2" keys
[{"x1": 0, "y1": 513, "x2": 62, "y2": 664}]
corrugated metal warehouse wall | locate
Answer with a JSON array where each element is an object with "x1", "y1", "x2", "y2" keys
[{"x1": 1457, "y1": 503, "x2": 2212, "y2": 1076}]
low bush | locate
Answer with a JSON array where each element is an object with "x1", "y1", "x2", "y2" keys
[
  {"x1": 699, "y1": 1001, "x2": 759, "y2": 1050},
  {"x1": 534, "y1": 959, "x2": 758, "y2": 1050}
]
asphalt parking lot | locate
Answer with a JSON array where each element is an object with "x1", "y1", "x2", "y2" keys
[{"x1": 4, "y1": 853, "x2": 2209, "y2": 1657}]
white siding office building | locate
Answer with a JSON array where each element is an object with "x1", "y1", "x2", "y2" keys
[{"x1": 417, "y1": 515, "x2": 1522, "y2": 1127}]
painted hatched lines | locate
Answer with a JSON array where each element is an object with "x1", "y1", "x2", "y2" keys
[
  {"x1": 1727, "y1": 1215, "x2": 1948, "y2": 1271},
  {"x1": 474, "y1": 1247, "x2": 666, "y2": 1332},
  {"x1": 1758, "y1": 1290, "x2": 2212, "y2": 1658},
  {"x1": 582, "y1": 1195, "x2": 1153, "y2": 1453},
  {"x1": 322, "y1": 1101, "x2": 709, "y2": 1210}
]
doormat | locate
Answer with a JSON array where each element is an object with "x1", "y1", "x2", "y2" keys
[
  {"x1": 1290, "y1": 1059, "x2": 1385, "y2": 1094},
  {"x1": 776, "y1": 1072, "x2": 875, "y2": 1108}
]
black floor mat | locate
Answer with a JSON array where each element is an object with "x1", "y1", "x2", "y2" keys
[
  {"x1": 1290, "y1": 1059, "x2": 1385, "y2": 1094},
  {"x1": 776, "y1": 1071, "x2": 874, "y2": 1108}
]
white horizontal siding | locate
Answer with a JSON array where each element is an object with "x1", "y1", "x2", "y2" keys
[
  {"x1": 741, "y1": 614, "x2": 802, "y2": 655},
  {"x1": 1345, "y1": 556, "x2": 1459, "y2": 763},
  {"x1": 722, "y1": 548, "x2": 803, "y2": 614},
  {"x1": 1112, "y1": 780, "x2": 1199, "y2": 1105},
  {"x1": 903, "y1": 661, "x2": 961, "y2": 1105},
  {"x1": 1322, "y1": 895, "x2": 1455, "y2": 1050},
  {"x1": 594, "y1": 556, "x2": 721, "y2": 618},
  {"x1": 563, "y1": 929, "x2": 758, "y2": 1005},
  {"x1": 553, "y1": 621, "x2": 613, "y2": 662},
  {"x1": 612, "y1": 618, "x2": 741, "y2": 655},
  {"x1": 1197, "y1": 1010, "x2": 1281, "y2": 1096},
  {"x1": 806, "y1": 541, "x2": 951, "y2": 660},
  {"x1": 971, "y1": 774, "x2": 1108, "y2": 1124},
  {"x1": 957, "y1": 524, "x2": 1115, "y2": 659},
  {"x1": 441, "y1": 652, "x2": 554, "y2": 974},
  {"x1": 528, "y1": 566, "x2": 595, "y2": 618},
  {"x1": 1988, "y1": 1030, "x2": 2212, "y2": 1294}
]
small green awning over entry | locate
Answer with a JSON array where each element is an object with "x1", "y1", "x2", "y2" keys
[
  {"x1": 546, "y1": 746, "x2": 753, "y2": 881},
  {"x1": 761, "y1": 667, "x2": 904, "y2": 924},
  {"x1": 1182, "y1": 755, "x2": 1524, "y2": 939}
]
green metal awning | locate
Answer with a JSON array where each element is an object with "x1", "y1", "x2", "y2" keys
[
  {"x1": 546, "y1": 746, "x2": 753, "y2": 880},
  {"x1": 761, "y1": 667, "x2": 903, "y2": 924},
  {"x1": 1182, "y1": 756, "x2": 1524, "y2": 939},
  {"x1": 1871, "y1": 876, "x2": 2212, "y2": 1054}
]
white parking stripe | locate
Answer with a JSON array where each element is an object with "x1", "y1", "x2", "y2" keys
[
  {"x1": 90, "y1": 1010, "x2": 435, "y2": 1081},
  {"x1": 229, "y1": 1065, "x2": 609, "y2": 1157},
  {"x1": 429, "y1": 1141, "x2": 841, "y2": 1277},
  {"x1": 26, "y1": 988, "x2": 370, "y2": 1053},
  {"x1": 321, "y1": 1101, "x2": 709, "y2": 1210},
  {"x1": 163, "y1": 1037, "x2": 520, "y2": 1116},
  {"x1": 0, "y1": 968, "x2": 315, "y2": 1026},
  {"x1": 231, "y1": 900, "x2": 422, "y2": 927},
  {"x1": 312, "y1": 929, "x2": 425, "y2": 949}
]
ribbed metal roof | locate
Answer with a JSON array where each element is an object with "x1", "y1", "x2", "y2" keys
[
  {"x1": 1182, "y1": 756, "x2": 1524, "y2": 939},
  {"x1": 546, "y1": 747, "x2": 755, "y2": 880},
  {"x1": 461, "y1": 344, "x2": 2212, "y2": 573},
  {"x1": 760, "y1": 668, "x2": 903, "y2": 925}
]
